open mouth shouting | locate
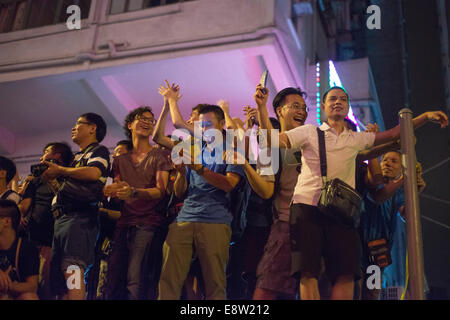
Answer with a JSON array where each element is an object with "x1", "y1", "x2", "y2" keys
[{"x1": 293, "y1": 115, "x2": 305, "y2": 125}]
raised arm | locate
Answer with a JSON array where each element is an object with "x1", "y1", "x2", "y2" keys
[
  {"x1": 153, "y1": 97, "x2": 175, "y2": 150},
  {"x1": 374, "y1": 111, "x2": 448, "y2": 146},
  {"x1": 217, "y1": 100, "x2": 238, "y2": 130},
  {"x1": 254, "y1": 84, "x2": 272, "y2": 131},
  {"x1": 159, "y1": 80, "x2": 195, "y2": 135}
]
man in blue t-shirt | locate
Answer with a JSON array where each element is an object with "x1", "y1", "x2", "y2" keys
[
  {"x1": 358, "y1": 151, "x2": 425, "y2": 300},
  {"x1": 158, "y1": 105, "x2": 245, "y2": 300}
]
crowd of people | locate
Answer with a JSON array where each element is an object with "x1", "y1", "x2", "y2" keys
[{"x1": 0, "y1": 80, "x2": 447, "y2": 300}]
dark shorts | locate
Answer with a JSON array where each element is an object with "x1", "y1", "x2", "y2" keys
[
  {"x1": 255, "y1": 220, "x2": 298, "y2": 297},
  {"x1": 50, "y1": 213, "x2": 98, "y2": 294},
  {"x1": 241, "y1": 225, "x2": 271, "y2": 278},
  {"x1": 290, "y1": 203, "x2": 362, "y2": 283}
]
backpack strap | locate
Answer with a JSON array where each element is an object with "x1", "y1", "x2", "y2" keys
[
  {"x1": 0, "y1": 190, "x2": 15, "y2": 200},
  {"x1": 316, "y1": 127, "x2": 327, "y2": 185},
  {"x1": 14, "y1": 237, "x2": 22, "y2": 282}
]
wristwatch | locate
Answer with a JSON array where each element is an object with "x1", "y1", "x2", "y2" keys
[{"x1": 130, "y1": 187, "x2": 139, "y2": 199}]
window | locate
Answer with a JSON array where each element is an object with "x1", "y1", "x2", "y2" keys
[
  {"x1": 0, "y1": 0, "x2": 91, "y2": 34},
  {"x1": 109, "y1": 0, "x2": 193, "y2": 15}
]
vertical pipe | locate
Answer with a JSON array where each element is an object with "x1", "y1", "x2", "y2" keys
[
  {"x1": 398, "y1": 108, "x2": 425, "y2": 300},
  {"x1": 399, "y1": 0, "x2": 410, "y2": 109}
]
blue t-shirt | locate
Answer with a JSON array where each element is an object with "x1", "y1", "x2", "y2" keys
[
  {"x1": 176, "y1": 147, "x2": 245, "y2": 225},
  {"x1": 359, "y1": 186, "x2": 405, "y2": 267},
  {"x1": 360, "y1": 186, "x2": 405, "y2": 244}
]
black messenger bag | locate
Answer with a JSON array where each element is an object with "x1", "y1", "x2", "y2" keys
[{"x1": 316, "y1": 127, "x2": 362, "y2": 227}]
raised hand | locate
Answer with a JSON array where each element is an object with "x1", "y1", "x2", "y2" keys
[
  {"x1": 254, "y1": 84, "x2": 269, "y2": 107},
  {"x1": 217, "y1": 100, "x2": 230, "y2": 116},
  {"x1": 416, "y1": 162, "x2": 426, "y2": 192},
  {"x1": 159, "y1": 80, "x2": 182, "y2": 102},
  {"x1": 243, "y1": 105, "x2": 258, "y2": 128}
]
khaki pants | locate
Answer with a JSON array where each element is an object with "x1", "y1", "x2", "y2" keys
[{"x1": 158, "y1": 222, "x2": 231, "y2": 300}]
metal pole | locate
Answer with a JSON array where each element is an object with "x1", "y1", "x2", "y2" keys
[{"x1": 398, "y1": 108, "x2": 425, "y2": 300}]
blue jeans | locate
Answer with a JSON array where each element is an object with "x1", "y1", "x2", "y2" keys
[{"x1": 105, "y1": 225, "x2": 155, "y2": 300}]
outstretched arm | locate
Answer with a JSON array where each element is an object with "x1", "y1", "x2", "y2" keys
[{"x1": 374, "y1": 111, "x2": 448, "y2": 146}]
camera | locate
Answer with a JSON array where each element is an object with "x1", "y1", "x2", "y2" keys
[{"x1": 30, "y1": 159, "x2": 57, "y2": 177}]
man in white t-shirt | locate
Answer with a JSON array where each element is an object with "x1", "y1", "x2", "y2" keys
[{"x1": 278, "y1": 86, "x2": 448, "y2": 300}]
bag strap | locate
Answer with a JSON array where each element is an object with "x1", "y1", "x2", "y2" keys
[
  {"x1": 0, "y1": 190, "x2": 15, "y2": 200},
  {"x1": 14, "y1": 237, "x2": 22, "y2": 282},
  {"x1": 316, "y1": 127, "x2": 327, "y2": 185},
  {"x1": 386, "y1": 194, "x2": 397, "y2": 248}
]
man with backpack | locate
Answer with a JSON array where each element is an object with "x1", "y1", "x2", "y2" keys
[{"x1": 42, "y1": 113, "x2": 111, "y2": 300}]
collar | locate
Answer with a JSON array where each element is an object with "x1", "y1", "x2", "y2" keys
[
  {"x1": 318, "y1": 123, "x2": 331, "y2": 131},
  {"x1": 77, "y1": 142, "x2": 99, "y2": 154},
  {"x1": 319, "y1": 122, "x2": 349, "y2": 136}
]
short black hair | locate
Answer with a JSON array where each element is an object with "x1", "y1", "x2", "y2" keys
[
  {"x1": 116, "y1": 140, "x2": 133, "y2": 151},
  {"x1": 124, "y1": 106, "x2": 154, "y2": 140},
  {"x1": 80, "y1": 113, "x2": 107, "y2": 142},
  {"x1": 198, "y1": 104, "x2": 225, "y2": 122},
  {"x1": 192, "y1": 104, "x2": 208, "y2": 114},
  {"x1": 322, "y1": 86, "x2": 349, "y2": 103},
  {"x1": 272, "y1": 87, "x2": 307, "y2": 119},
  {"x1": 0, "y1": 156, "x2": 16, "y2": 184},
  {"x1": 0, "y1": 199, "x2": 20, "y2": 231},
  {"x1": 44, "y1": 142, "x2": 73, "y2": 166}
]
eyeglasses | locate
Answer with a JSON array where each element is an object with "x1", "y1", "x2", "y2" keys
[
  {"x1": 75, "y1": 120, "x2": 93, "y2": 126},
  {"x1": 135, "y1": 115, "x2": 156, "y2": 124},
  {"x1": 283, "y1": 104, "x2": 309, "y2": 112}
]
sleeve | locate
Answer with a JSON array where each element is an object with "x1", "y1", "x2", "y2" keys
[
  {"x1": 284, "y1": 125, "x2": 311, "y2": 149},
  {"x1": 19, "y1": 241, "x2": 39, "y2": 279},
  {"x1": 112, "y1": 158, "x2": 120, "y2": 180},
  {"x1": 354, "y1": 131, "x2": 376, "y2": 151},
  {"x1": 22, "y1": 178, "x2": 39, "y2": 200},
  {"x1": 226, "y1": 164, "x2": 245, "y2": 179},
  {"x1": 86, "y1": 146, "x2": 111, "y2": 178}
]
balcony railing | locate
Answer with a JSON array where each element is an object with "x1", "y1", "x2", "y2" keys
[{"x1": 0, "y1": 0, "x2": 91, "y2": 34}]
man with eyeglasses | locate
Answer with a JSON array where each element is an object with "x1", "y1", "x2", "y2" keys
[
  {"x1": 244, "y1": 86, "x2": 307, "y2": 300},
  {"x1": 103, "y1": 106, "x2": 172, "y2": 300},
  {"x1": 276, "y1": 86, "x2": 448, "y2": 300},
  {"x1": 40, "y1": 113, "x2": 110, "y2": 300}
]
